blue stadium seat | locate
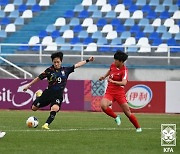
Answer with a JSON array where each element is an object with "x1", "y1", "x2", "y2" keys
[
  {"x1": 74, "y1": 4, "x2": 84, "y2": 12},
  {"x1": 59, "y1": 25, "x2": 70, "y2": 33},
  {"x1": 124, "y1": 19, "x2": 135, "y2": 26},
  {"x1": 152, "y1": 38, "x2": 162, "y2": 46},
  {"x1": 105, "y1": 11, "x2": 116, "y2": 18},
  {"x1": 92, "y1": 11, "x2": 102, "y2": 18},
  {"x1": 167, "y1": 38, "x2": 179, "y2": 52},
  {"x1": 97, "y1": 38, "x2": 108, "y2": 45},
  {"x1": 156, "y1": 25, "x2": 167, "y2": 33},
  {"x1": 116, "y1": 25, "x2": 125, "y2": 33},
  {"x1": 135, "y1": 31, "x2": 145, "y2": 39},
  {"x1": 147, "y1": 10, "x2": 157, "y2": 19},
  {"x1": 26, "y1": 0, "x2": 36, "y2": 6},
  {"x1": 87, "y1": 5, "x2": 98, "y2": 12},
  {"x1": 0, "y1": 30, "x2": 7, "y2": 38},
  {"x1": 168, "y1": 5, "x2": 179, "y2": 13},
  {"x1": 108, "y1": 0, "x2": 118, "y2": 6},
  {"x1": 155, "y1": 5, "x2": 165, "y2": 13},
  {"x1": 9, "y1": 10, "x2": 19, "y2": 18},
  {"x1": 18, "y1": 4, "x2": 27, "y2": 12},
  {"x1": 175, "y1": 33, "x2": 180, "y2": 40},
  {"x1": 64, "y1": 10, "x2": 74, "y2": 18},
  {"x1": 110, "y1": 37, "x2": 122, "y2": 45},
  {"x1": 72, "y1": 46, "x2": 82, "y2": 51},
  {"x1": 73, "y1": 25, "x2": 83, "y2": 33},
  {"x1": 70, "y1": 37, "x2": 80, "y2": 44},
  {"x1": 99, "y1": 47, "x2": 111, "y2": 52},
  {"x1": 0, "y1": 17, "x2": 10, "y2": 25},
  {"x1": 51, "y1": 30, "x2": 60, "y2": 39},
  {"x1": 69, "y1": 18, "x2": 80, "y2": 26},
  {"x1": 177, "y1": 0, "x2": 180, "y2": 6},
  {"x1": 111, "y1": 19, "x2": 121, "y2": 27},
  {"x1": 83, "y1": 37, "x2": 93, "y2": 44},
  {"x1": 161, "y1": 32, "x2": 172, "y2": 40},
  {"x1": 97, "y1": 18, "x2": 107, "y2": 27},
  {"x1": 0, "y1": 11, "x2": 5, "y2": 18},
  {"x1": 120, "y1": 31, "x2": 131, "y2": 39},
  {"x1": 0, "y1": 0, "x2": 8, "y2": 6},
  {"x1": 55, "y1": 37, "x2": 65, "y2": 44},
  {"x1": 163, "y1": 0, "x2": 173, "y2": 6},
  {"x1": 138, "y1": 19, "x2": 149, "y2": 26},
  {"x1": 123, "y1": 0, "x2": 132, "y2": 6},
  {"x1": 14, "y1": 17, "x2": 24, "y2": 25},
  {"x1": 128, "y1": 4, "x2": 137, "y2": 13},
  {"x1": 142, "y1": 5, "x2": 151, "y2": 13},
  {"x1": 149, "y1": 32, "x2": 159, "y2": 40},
  {"x1": 18, "y1": 42, "x2": 29, "y2": 51},
  {"x1": 149, "y1": 0, "x2": 159, "y2": 6},
  {"x1": 78, "y1": 10, "x2": 89, "y2": 18},
  {"x1": 130, "y1": 25, "x2": 140, "y2": 34},
  {"x1": 160, "y1": 11, "x2": 170, "y2": 19},
  {"x1": 46, "y1": 24, "x2": 56, "y2": 33},
  {"x1": 32, "y1": 4, "x2": 41, "y2": 12},
  {"x1": 38, "y1": 30, "x2": 48, "y2": 38},
  {"x1": 143, "y1": 25, "x2": 154, "y2": 33}
]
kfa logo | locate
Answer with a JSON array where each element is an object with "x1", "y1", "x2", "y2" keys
[{"x1": 161, "y1": 124, "x2": 176, "y2": 153}]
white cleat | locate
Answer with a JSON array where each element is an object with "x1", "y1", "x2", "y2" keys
[
  {"x1": 136, "y1": 128, "x2": 142, "y2": 133},
  {"x1": 115, "y1": 115, "x2": 121, "y2": 126},
  {"x1": 0, "y1": 132, "x2": 6, "y2": 138}
]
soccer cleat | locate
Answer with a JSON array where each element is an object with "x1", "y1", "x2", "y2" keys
[
  {"x1": 42, "y1": 123, "x2": 50, "y2": 130},
  {"x1": 0, "y1": 131, "x2": 6, "y2": 138},
  {"x1": 115, "y1": 115, "x2": 121, "y2": 126},
  {"x1": 136, "y1": 128, "x2": 142, "y2": 133}
]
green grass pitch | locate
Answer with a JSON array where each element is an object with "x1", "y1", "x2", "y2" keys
[{"x1": 0, "y1": 110, "x2": 179, "y2": 154}]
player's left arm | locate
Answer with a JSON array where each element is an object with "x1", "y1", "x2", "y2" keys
[
  {"x1": 74, "y1": 57, "x2": 94, "y2": 68},
  {"x1": 108, "y1": 78, "x2": 127, "y2": 86}
]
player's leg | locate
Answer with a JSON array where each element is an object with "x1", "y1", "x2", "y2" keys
[
  {"x1": 101, "y1": 97, "x2": 121, "y2": 125},
  {"x1": 0, "y1": 131, "x2": 6, "y2": 138},
  {"x1": 120, "y1": 103, "x2": 142, "y2": 132},
  {"x1": 42, "y1": 97, "x2": 62, "y2": 130}
]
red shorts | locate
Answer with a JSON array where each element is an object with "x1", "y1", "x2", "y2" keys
[{"x1": 103, "y1": 92, "x2": 127, "y2": 105}]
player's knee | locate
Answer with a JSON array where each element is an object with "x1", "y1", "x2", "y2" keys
[
  {"x1": 51, "y1": 105, "x2": 60, "y2": 112},
  {"x1": 31, "y1": 105, "x2": 38, "y2": 111}
]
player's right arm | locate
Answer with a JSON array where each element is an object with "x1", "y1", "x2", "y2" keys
[
  {"x1": 99, "y1": 70, "x2": 110, "y2": 81},
  {"x1": 23, "y1": 77, "x2": 41, "y2": 91}
]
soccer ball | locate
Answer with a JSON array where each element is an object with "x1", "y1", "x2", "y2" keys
[{"x1": 26, "y1": 116, "x2": 39, "y2": 128}]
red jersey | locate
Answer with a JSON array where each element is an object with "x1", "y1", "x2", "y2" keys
[{"x1": 106, "y1": 63, "x2": 128, "y2": 94}]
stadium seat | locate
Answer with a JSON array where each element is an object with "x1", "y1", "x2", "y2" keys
[
  {"x1": 130, "y1": 25, "x2": 140, "y2": 34},
  {"x1": 168, "y1": 5, "x2": 179, "y2": 13},
  {"x1": 74, "y1": 4, "x2": 84, "y2": 12},
  {"x1": 106, "y1": 31, "x2": 117, "y2": 40},
  {"x1": 99, "y1": 46, "x2": 111, "y2": 52},
  {"x1": 96, "y1": 0, "x2": 107, "y2": 6},
  {"x1": 26, "y1": 0, "x2": 36, "y2": 6},
  {"x1": 136, "y1": 0, "x2": 146, "y2": 6},
  {"x1": 124, "y1": 19, "x2": 135, "y2": 26},
  {"x1": 4, "y1": 4, "x2": 15, "y2": 12},
  {"x1": 0, "y1": 30, "x2": 7, "y2": 38},
  {"x1": 0, "y1": 11, "x2": 5, "y2": 18},
  {"x1": 87, "y1": 5, "x2": 98, "y2": 12},
  {"x1": 72, "y1": 46, "x2": 82, "y2": 51},
  {"x1": 175, "y1": 33, "x2": 180, "y2": 40},
  {"x1": 69, "y1": 18, "x2": 80, "y2": 26},
  {"x1": 92, "y1": 31, "x2": 102, "y2": 39},
  {"x1": 143, "y1": 25, "x2": 154, "y2": 33},
  {"x1": 135, "y1": 31, "x2": 145, "y2": 39},
  {"x1": 38, "y1": 30, "x2": 48, "y2": 38},
  {"x1": 110, "y1": 37, "x2": 122, "y2": 45},
  {"x1": 105, "y1": 11, "x2": 116, "y2": 18},
  {"x1": 123, "y1": 0, "x2": 132, "y2": 6},
  {"x1": 60, "y1": 46, "x2": 71, "y2": 51},
  {"x1": 73, "y1": 25, "x2": 83, "y2": 33},
  {"x1": 155, "y1": 5, "x2": 165, "y2": 13},
  {"x1": 152, "y1": 18, "x2": 161, "y2": 27},
  {"x1": 149, "y1": 0, "x2": 159, "y2": 6},
  {"x1": 54, "y1": 17, "x2": 66, "y2": 26},
  {"x1": 13, "y1": 0, "x2": 23, "y2": 6},
  {"x1": 152, "y1": 38, "x2": 162, "y2": 46},
  {"x1": 70, "y1": 37, "x2": 80, "y2": 44},
  {"x1": 159, "y1": 11, "x2": 170, "y2": 19},
  {"x1": 55, "y1": 37, "x2": 65, "y2": 44},
  {"x1": 39, "y1": 0, "x2": 50, "y2": 6},
  {"x1": 97, "y1": 18, "x2": 107, "y2": 27},
  {"x1": 64, "y1": 10, "x2": 74, "y2": 18},
  {"x1": 131, "y1": 10, "x2": 143, "y2": 19},
  {"x1": 28, "y1": 36, "x2": 40, "y2": 45},
  {"x1": 138, "y1": 19, "x2": 149, "y2": 26},
  {"x1": 162, "y1": 0, "x2": 173, "y2": 6},
  {"x1": 109, "y1": 0, "x2": 118, "y2": 6},
  {"x1": 101, "y1": 4, "x2": 112, "y2": 12},
  {"x1": 161, "y1": 32, "x2": 172, "y2": 40},
  {"x1": 92, "y1": 11, "x2": 102, "y2": 18},
  {"x1": 172, "y1": 11, "x2": 180, "y2": 19},
  {"x1": 59, "y1": 25, "x2": 70, "y2": 33},
  {"x1": 5, "y1": 23, "x2": 16, "y2": 32},
  {"x1": 111, "y1": 19, "x2": 121, "y2": 27},
  {"x1": 78, "y1": 30, "x2": 88, "y2": 39},
  {"x1": 83, "y1": 37, "x2": 93, "y2": 44},
  {"x1": 147, "y1": 10, "x2": 157, "y2": 19},
  {"x1": 138, "y1": 44, "x2": 151, "y2": 52},
  {"x1": 18, "y1": 4, "x2": 27, "y2": 12},
  {"x1": 84, "y1": 43, "x2": 97, "y2": 52},
  {"x1": 21, "y1": 10, "x2": 33, "y2": 18},
  {"x1": 124, "y1": 37, "x2": 136, "y2": 45},
  {"x1": 42, "y1": 36, "x2": 53, "y2": 45},
  {"x1": 14, "y1": 17, "x2": 24, "y2": 25},
  {"x1": 137, "y1": 37, "x2": 149, "y2": 45},
  {"x1": 155, "y1": 44, "x2": 168, "y2": 52},
  {"x1": 51, "y1": 30, "x2": 60, "y2": 39},
  {"x1": 118, "y1": 10, "x2": 130, "y2": 19},
  {"x1": 44, "y1": 43, "x2": 57, "y2": 51},
  {"x1": 177, "y1": 0, "x2": 180, "y2": 6},
  {"x1": 102, "y1": 24, "x2": 113, "y2": 33},
  {"x1": 97, "y1": 38, "x2": 108, "y2": 45},
  {"x1": 0, "y1": 0, "x2": 8, "y2": 6},
  {"x1": 156, "y1": 26, "x2": 167, "y2": 33},
  {"x1": 0, "y1": 17, "x2": 10, "y2": 25},
  {"x1": 142, "y1": 5, "x2": 151, "y2": 13},
  {"x1": 114, "y1": 4, "x2": 125, "y2": 13},
  {"x1": 87, "y1": 24, "x2": 97, "y2": 33},
  {"x1": 81, "y1": 0, "x2": 92, "y2": 6},
  {"x1": 169, "y1": 25, "x2": 180, "y2": 34},
  {"x1": 120, "y1": 31, "x2": 131, "y2": 39},
  {"x1": 149, "y1": 32, "x2": 159, "y2": 40},
  {"x1": 9, "y1": 10, "x2": 19, "y2": 18},
  {"x1": 62, "y1": 30, "x2": 74, "y2": 39},
  {"x1": 78, "y1": 10, "x2": 89, "y2": 18},
  {"x1": 128, "y1": 4, "x2": 137, "y2": 13},
  {"x1": 164, "y1": 18, "x2": 175, "y2": 27},
  {"x1": 32, "y1": 4, "x2": 41, "y2": 12},
  {"x1": 167, "y1": 38, "x2": 177, "y2": 46},
  {"x1": 46, "y1": 24, "x2": 56, "y2": 33},
  {"x1": 116, "y1": 25, "x2": 125, "y2": 33},
  {"x1": 82, "y1": 18, "x2": 93, "y2": 27}
]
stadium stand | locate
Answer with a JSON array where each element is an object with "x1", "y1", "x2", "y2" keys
[{"x1": 0, "y1": 0, "x2": 179, "y2": 68}]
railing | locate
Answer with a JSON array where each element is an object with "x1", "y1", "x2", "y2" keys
[
  {"x1": 0, "y1": 56, "x2": 33, "y2": 79},
  {"x1": 0, "y1": 43, "x2": 180, "y2": 65}
]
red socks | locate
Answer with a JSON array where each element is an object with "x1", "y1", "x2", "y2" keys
[
  {"x1": 103, "y1": 107, "x2": 117, "y2": 118},
  {"x1": 129, "y1": 114, "x2": 140, "y2": 128}
]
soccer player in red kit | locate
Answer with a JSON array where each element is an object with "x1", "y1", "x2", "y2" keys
[{"x1": 99, "y1": 50, "x2": 142, "y2": 132}]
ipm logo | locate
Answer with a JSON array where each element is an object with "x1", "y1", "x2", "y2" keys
[{"x1": 161, "y1": 124, "x2": 176, "y2": 147}]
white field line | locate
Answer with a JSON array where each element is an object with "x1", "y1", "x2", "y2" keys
[{"x1": 3, "y1": 127, "x2": 165, "y2": 132}]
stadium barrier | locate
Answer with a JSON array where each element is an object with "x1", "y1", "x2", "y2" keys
[{"x1": 0, "y1": 79, "x2": 179, "y2": 113}]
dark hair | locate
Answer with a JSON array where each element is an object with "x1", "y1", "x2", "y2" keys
[
  {"x1": 51, "y1": 52, "x2": 63, "y2": 62},
  {"x1": 114, "y1": 50, "x2": 128, "y2": 62}
]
